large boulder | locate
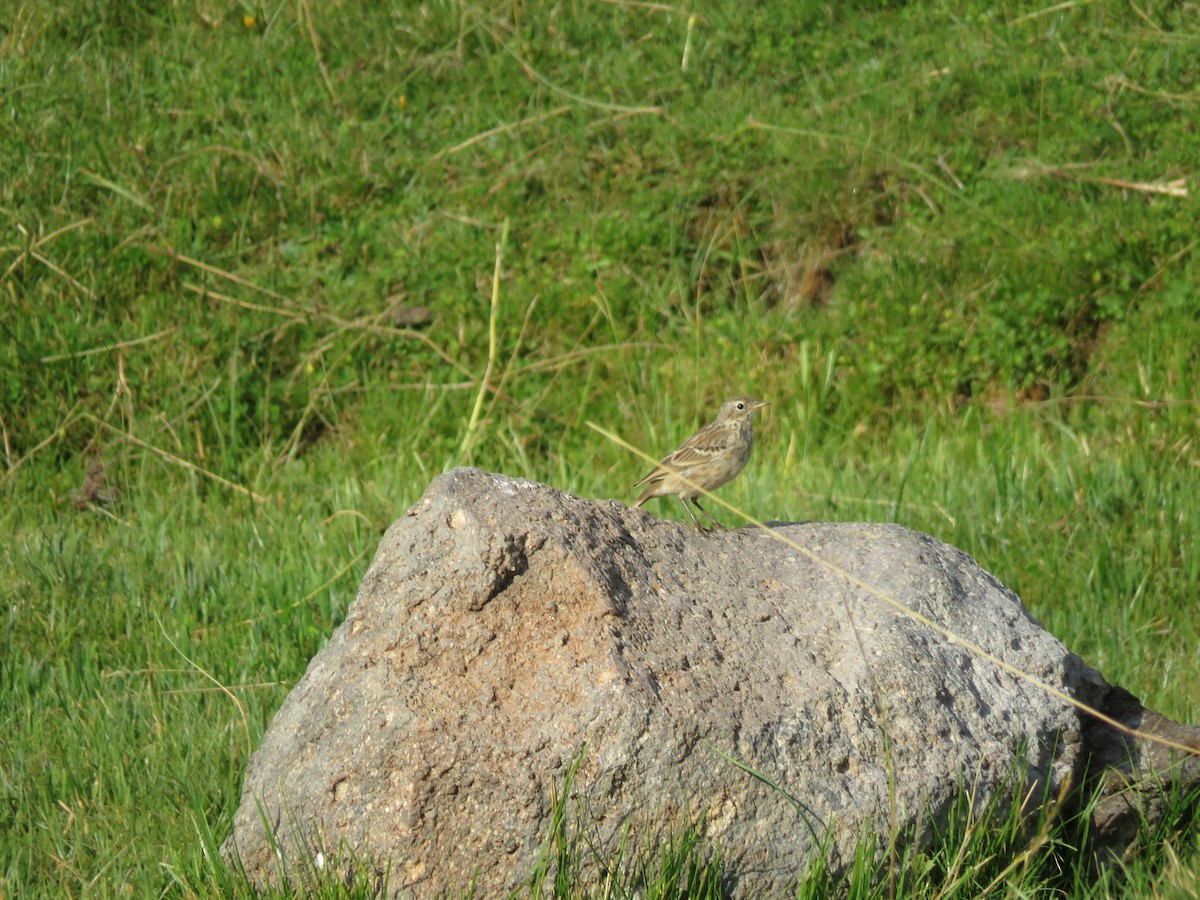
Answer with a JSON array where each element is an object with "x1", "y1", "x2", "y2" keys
[{"x1": 222, "y1": 468, "x2": 1199, "y2": 896}]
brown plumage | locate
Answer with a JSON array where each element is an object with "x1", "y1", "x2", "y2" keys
[{"x1": 634, "y1": 396, "x2": 768, "y2": 531}]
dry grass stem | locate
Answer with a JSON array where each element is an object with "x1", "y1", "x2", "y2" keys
[
  {"x1": 181, "y1": 280, "x2": 475, "y2": 380},
  {"x1": 78, "y1": 169, "x2": 152, "y2": 210},
  {"x1": 298, "y1": 0, "x2": 341, "y2": 113},
  {"x1": 182, "y1": 282, "x2": 302, "y2": 318},
  {"x1": 1005, "y1": 163, "x2": 1189, "y2": 197},
  {"x1": 1105, "y1": 73, "x2": 1198, "y2": 103},
  {"x1": 17, "y1": 247, "x2": 95, "y2": 299},
  {"x1": 429, "y1": 106, "x2": 572, "y2": 162},
  {"x1": 191, "y1": 547, "x2": 369, "y2": 637},
  {"x1": 155, "y1": 144, "x2": 284, "y2": 187},
  {"x1": 1090, "y1": 175, "x2": 1187, "y2": 197},
  {"x1": 88, "y1": 416, "x2": 269, "y2": 503},
  {"x1": 785, "y1": 487, "x2": 958, "y2": 525},
  {"x1": 508, "y1": 342, "x2": 668, "y2": 377},
  {"x1": 40, "y1": 328, "x2": 177, "y2": 363},
  {"x1": 0, "y1": 399, "x2": 87, "y2": 485},
  {"x1": 589, "y1": 420, "x2": 1200, "y2": 761},
  {"x1": 593, "y1": 0, "x2": 695, "y2": 14},
  {"x1": 681, "y1": 14, "x2": 696, "y2": 71},
  {"x1": 461, "y1": 223, "x2": 509, "y2": 457},
  {"x1": 0, "y1": 413, "x2": 10, "y2": 471},
  {"x1": 1011, "y1": 1, "x2": 1081, "y2": 25},
  {"x1": 480, "y1": 295, "x2": 539, "y2": 431},
  {"x1": 500, "y1": 40, "x2": 665, "y2": 116},
  {"x1": 157, "y1": 616, "x2": 253, "y2": 760}
]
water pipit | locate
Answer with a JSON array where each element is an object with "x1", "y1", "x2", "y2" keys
[{"x1": 633, "y1": 397, "x2": 768, "y2": 531}]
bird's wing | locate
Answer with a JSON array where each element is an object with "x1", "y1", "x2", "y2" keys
[
  {"x1": 659, "y1": 422, "x2": 729, "y2": 468},
  {"x1": 660, "y1": 444, "x2": 715, "y2": 468},
  {"x1": 634, "y1": 459, "x2": 674, "y2": 486},
  {"x1": 635, "y1": 422, "x2": 730, "y2": 485}
]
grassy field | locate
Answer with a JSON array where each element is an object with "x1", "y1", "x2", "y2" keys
[{"x1": 2, "y1": 0, "x2": 1198, "y2": 895}]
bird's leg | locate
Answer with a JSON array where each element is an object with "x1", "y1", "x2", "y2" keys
[
  {"x1": 678, "y1": 496, "x2": 712, "y2": 533},
  {"x1": 689, "y1": 497, "x2": 727, "y2": 531}
]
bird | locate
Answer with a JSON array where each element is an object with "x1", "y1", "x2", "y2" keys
[{"x1": 633, "y1": 396, "x2": 769, "y2": 531}]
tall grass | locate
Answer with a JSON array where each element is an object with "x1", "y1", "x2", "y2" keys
[{"x1": 2, "y1": 0, "x2": 1197, "y2": 895}]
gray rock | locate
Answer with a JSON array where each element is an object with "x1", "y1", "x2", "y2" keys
[{"x1": 222, "y1": 468, "x2": 1200, "y2": 896}]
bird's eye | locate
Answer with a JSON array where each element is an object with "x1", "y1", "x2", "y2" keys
[{"x1": 736, "y1": 402, "x2": 745, "y2": 410}]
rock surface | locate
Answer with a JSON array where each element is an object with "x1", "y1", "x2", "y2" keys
[{"x1": 223, "y1": 468, "x2": 1199, "y2": 896}]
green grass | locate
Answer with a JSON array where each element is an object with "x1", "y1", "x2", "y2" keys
[
  {"x1": 509, "y1": 749, "x2": 1199, "y2": 899},
  {"x1": 2, "y1": 0, "x2": 1198, "y2": 895}
]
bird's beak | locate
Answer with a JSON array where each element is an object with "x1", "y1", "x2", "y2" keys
[{"x1": 753, "y1": 400, "x2": 770, "y2": 410}]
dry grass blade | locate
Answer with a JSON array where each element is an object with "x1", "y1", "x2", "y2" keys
[
  {"x1": 587, "y1": 420, "x2": 1200, "y2": 761},
  {"x1": 144, "y1": 245, "x2": 294, "y2": 302},
  {"x1": 747, "y1": 114, "x2": 968, "y2": 215},
  {"x1": 1011, "y1": 1, "x2": 1081, "y2": 25},
  {"x1": 786, "y1": 487, "x2": 958, "y2": 525},
  {"x1": 40, "y1": 328, "x2": 177, "y2": 363},
  {"x1": 87, "y1": 415, "x2": 269, "y2": 503},
  {"x1": 681, "y1": 13, "x2": 697, "y2": 71},
  {"x1": 1154, "y1": 843, "x2": 1200, "y2": 899},
  {"x1": 314, "y1": 380, "x2": 480, "y2": 395},
  {"x1": 156, "y1": 616, "x2": 254, "y2": 761},
  {"x1": 276, "y1": 316, "x2": 380, "y2": 465},
  {"x1": 154, "y1": 144, "x2": 285, "y2": 188},
  {"x1": 191, "y1": 547, "x2": 369, "y2": 637},
  {"x1": 1004, "y1": 162, "x2": 1189, "y2": 197},
  {"x1": 297, "y1": 0, "x2": 341, "y2": 114},
  {"x1": 101, "y1": 679, "x2": 289, "y2": 701},
  {"x1": 78, "y1": 169, "x2": 153, "y2": 210},
  {"x1": 23, "y1": 249, "x2": 95, "y2": 299},
  {"x1": 1089, "y1": 175, "x2": 1187, "y2": 197},
  {"x1": 178, "y1": 277, "x2": 476, "y2": 380},
  {"x1": 429, "y1": 106, "x2": 572, "y2": 162},
  {"x1": 497, "y1": 37, "x2": 665, "y2": 116},
  {"x1": 461, "y1": 221, "x2": 509, "y2": 458},
  {"x1": 506, "y1": 342, "x2": 669, "y2": 377},
  {"x1": 593, "y1": 0, "x2": 695, "y2": 14},
  {"x1": 479, "y1": 295, "x2": 539, "y2": 431},
  {"x1": 182, "y1": 282, "x2": 303, "y2": 319},
  {"x1": 0, "y1": 399, "x2": 87, "y2": 486},
  {"x1": 984, "y1": 787, "x2": 1064, "y2": 894},
  {"x1": 1, "y1": 217, "x2": 95, "y2": 260},
  {"x1": 1104, "y1": 73, "x2": 1199, "y2": 104},
  {"x1": 1030, "y1": 394, "x2": 1200, "y2": 410}
]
